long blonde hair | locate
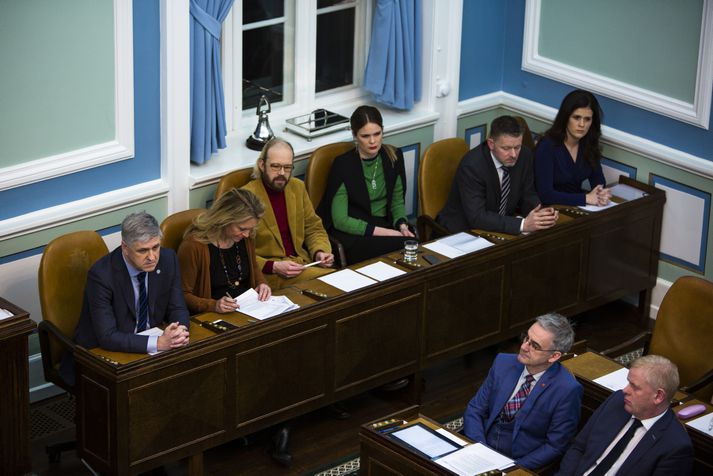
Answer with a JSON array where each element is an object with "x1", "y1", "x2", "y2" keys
[{"x1": 185, "y1": 188, "x2": 265, "y2": 244}]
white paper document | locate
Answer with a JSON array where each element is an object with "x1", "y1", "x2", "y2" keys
[
  {"x1": 579, "y1": 201, "x2": 618, "y2": 212},
  {"x1": 423, "y1": 232, "x2": 494, "y2": 259},
  {"x1": 138, "y1": 327, "x2": 164, "y2": 355},
  {"x1": 355, "y1": 261, "x2": 406, "y2": 281},
  {"x1": 317, "y1": 268, "x2": 378, "y2": 292},
  {"x1": 435, "y1": 428, "x2": 468, "y2": 447},
  {"x1": 235, "y1": 288, "x2": 299, "y2": 320},
  {"x1": 610, "y1": 183, "x2": 647, "y2": 201},
  {"x1": 685, "y1": 412, "x2": 713, "y2": 436},
  {"x1": 0, "y1": 308, "x2": 14, "y2": 320},
  {"x1": 390, "y1": 424, "x2": 459, "y2": 459},
  {"x1": 435, "y1": 442, "x2": 514, "y2": 475},
  {"x1": 593, "y1": 367, "x2": 629, "y2": 391}
]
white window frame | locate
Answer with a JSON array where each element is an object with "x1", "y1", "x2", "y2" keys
[
  {"x1": 222, "y1": 0, "x2": 370, "y2": 136},
  {"x1": 0, "y1": 0, "x2": 134, "y2": 191}
]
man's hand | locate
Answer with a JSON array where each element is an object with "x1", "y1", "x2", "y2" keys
[
  {"x1": 157, "y1": 322, "x2": 189, "y2": 351},
  {"x1": 315, "y1": 251, "x2": 334, "y2": 268},
  {"x1": 255, "y1": 283, "x2": 271, "y2": 301},
  {"x1": 522, "y1": 205, "x2": 559, "y2": 232},
  {"x1": 273, "y1": 260, "x2": 304, "y2": 278}
]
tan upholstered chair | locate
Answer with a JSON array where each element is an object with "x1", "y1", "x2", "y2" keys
[
  {"x1": 305, "y1": 142, "x2": 354, "y2": 268},
  {"x1": 38, "y1": 230, "x2": 109, "y2": 461},
  {"x1": 417, "y1": 138, "x2": 468, "y2": 241},
  {"x1": 603, "y1": 276, "x2": 713, "y2": 401},
  {"x1": 214, "y1": 167, "x2": 254, "y2": 201},
  {"x1": 160, "y1": 209, "x2": 205, "y2": 252}
]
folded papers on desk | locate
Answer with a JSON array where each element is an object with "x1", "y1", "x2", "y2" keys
[
  {"x1": 435, "y1": 442, "x2": 515, "y2": 475},
  {"x1": 610, "y1": 183, "x2": 648, "y2": 201},
  {"x1": 0, "y1": 308, "x2": 14, "y2": 320},
  {"x1": 318, "y1": 268, "x2": 378, "y2": 292},
  {"x1": 423, "y1": 232, "x2": 494, "y2": 259},
  {"x1": 235, "y1": 288, "x2": 299, "y2": 320},
  {"x1": 593, "y1": 367, "x2": 629, "y2": 391},
  {"x1": 685, "y1": 412, "x2": 713, "y2": 436},
  {"x1": 355, "y1": 261, "x2": 406, "y2": 281}
]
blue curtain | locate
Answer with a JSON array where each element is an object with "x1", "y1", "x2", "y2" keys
[
  {"x1": 190, "y1": 0, "x2": 234, "y2": 165},
  {"x1": 364, "y1": 0, "x2": 422, "y2": 110}
]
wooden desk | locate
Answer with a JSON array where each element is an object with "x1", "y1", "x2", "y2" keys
[
  {"x1": 360, "y1": 406, "x2": 535, "y2": 475},
  {"x1": 563, "y1": 352, "x2": 713, "y2": 475},
  {"x1": 74, "y1": 178, "x2": 664, "y2": 475},
  {"x1": 0, "y1": 298, "x2": 35, "y2": 475}
]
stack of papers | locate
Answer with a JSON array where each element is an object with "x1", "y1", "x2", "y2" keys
[
  {"x1": 610, "y1": 183, "x2": 647, "y2": 201},
  {"x1": 593, "y1": 368, "x2": 629, "y2": 391},
  {"x1": 435, "y1": 443, "x2": 514, "y2": 475},
  {"x1": 318, "y1": 268, "x2": 378, "y2": 292},
  {"x1": 355, "y1": 261, "x2": 406, "y2": 281},
  {"x1": 0, "y1": 308, "x2": 14, "y2": 320},
  {"x1": 235, "y1": 288, "x2": 299, "y2": 320},
  {"x1": 422, "y1": 232, "x2": 494, "y2": 259},
  {"x1": 684, "y1": 412, "x2": 713, "y2": 436}
]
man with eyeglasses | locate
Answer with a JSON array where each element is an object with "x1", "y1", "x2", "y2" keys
[
  {"x1": 242, "y1": 137, "x2": 334, "y2": 289},
  {"x1": 463, "y1": 313, "x2": 582, "y2": 470}
]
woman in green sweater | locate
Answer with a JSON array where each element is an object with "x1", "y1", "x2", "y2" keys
[{"x1": 318, "y1": 105, "x2": 416, "y2": 264}]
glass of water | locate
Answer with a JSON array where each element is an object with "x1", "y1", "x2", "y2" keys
[{"x1": 403, "y1": 240, "x2": 419, "y2": 262}]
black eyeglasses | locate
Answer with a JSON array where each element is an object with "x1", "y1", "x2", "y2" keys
[
  {"x1": 268, "y1": 163, "x2": 294, "y2": 172},
  {"x1": 520, "y1": 332, "x2": 559, "y2": 353}
]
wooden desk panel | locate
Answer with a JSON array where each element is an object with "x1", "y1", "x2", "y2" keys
[{"x1": 74, "y1": 179, "x2": 665, "y2": 475}]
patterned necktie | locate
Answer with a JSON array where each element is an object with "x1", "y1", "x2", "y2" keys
[
  {"x1": 589, "y1": 418, "x2": 643, "y2": 476},
  {"x1": 136, "y1": 271, "x2": 148, "y2": 332},
  {"x1": 499, "y1": 166, "x2": 510, "y2": 216},
  {"x1": 501, "y1": 374, "x2": 534, "y2": 422}
]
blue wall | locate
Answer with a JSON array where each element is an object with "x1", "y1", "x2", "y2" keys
[
  {"x1": 0, "y1": 0, "x2": 161, "y2": 221},
  {"x1": 460, "y1": 0, "x2": 713, "y2": 161}
]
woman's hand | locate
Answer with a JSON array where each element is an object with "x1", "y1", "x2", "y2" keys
[
  {"x1": 255, "y1": 283, "x2": 271, "y2": 301},
  {"x1": 399, "y1": 223, "x2": 415, "y2": 237},
  {"x1": 372, "y1": 226, "x2": 403, "y2": 237},
  {"x1": 214, "y1": 296, "x2": 239, "y2": 313},
  {"x1": 586, "y1": 185, "x2": 611, "y2": 206}
]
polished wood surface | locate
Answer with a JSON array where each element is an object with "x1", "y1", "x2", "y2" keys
[
  {"x1": 0, "y1": 297, "x2": 36, "y2": 475},
  {"x1": 360, "y1": 407, "x2": 535, "y2": 475},
  {"x1": 73, "y1": 178, "x2": 664, "y2": 475},
  {"x1": 563, "y1": 351, "x2": 713, "y2": 475}
]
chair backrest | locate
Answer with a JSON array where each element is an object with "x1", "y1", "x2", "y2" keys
[
  {"x1": 38, "y1": 230, "x2": 109, "y2": 368},
  {"x1": 418, "y1": 138, "x2": 468, "y2": 218},
  {"x1": 305, "y1": 142, "x2": 354, "y2": 209},
  {"x1": 515, "y1": 115, "x2": 536, "y2": 151},
  {"x1": 214, "y1": 167, "x2": 254, "y2": 201},
  {"x1": 649, "y1": 275, "x2": 713, "y2": 400},
  {"x1": 160, "y1": 209, "x2": 205, "y2": 252}
]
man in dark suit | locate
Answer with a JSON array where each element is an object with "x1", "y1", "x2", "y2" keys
[
  {"x1": 556, "y1": 355, "x2": 693, "y2": 476},
  {"x1": 74, "y1": 211, "x2": 190, "y2": 354},
  {"x1": 464, "y1": 313, "x2": 582, "y2": 470},
  {"x1": 438, "y1": 115, "x2": 558, "y2": 234}
]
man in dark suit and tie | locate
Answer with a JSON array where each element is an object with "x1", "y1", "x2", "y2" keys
[
  {"x1": 74, "y1": 211, "x2": 190, "y2": 355},
  {"x1": 463, "y1": 313, "x2": 582, "y2": 470},
  {"x1": 437, "y1": 115, "x2": 558, "y2": 235},
  {"x1": 556, "y1": 355, "x2": 694, "y2": 476}
]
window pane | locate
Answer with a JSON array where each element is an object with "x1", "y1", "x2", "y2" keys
[
  {"x1": 316, "y1": 8, "x2": 355, "y2": 93},
  {"x1": 243, "y1": 0, "x2": 284, "y2": 24},
  {"x1": 243, "y1": 25, "x2": 285, "y2": 110},
  {"x1": 317, "y1": 0, "x2": 355, "y2": 8}
]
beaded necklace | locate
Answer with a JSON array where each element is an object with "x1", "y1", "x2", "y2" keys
[{"x1": 218, "y1": 242, "x2": 242, "y2": 289}]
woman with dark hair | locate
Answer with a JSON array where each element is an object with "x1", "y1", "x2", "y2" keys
[
  {"x1": 318, "y1": 105, "x2": 415, "y2": 264},
  {"x1": 534, "y1": 89, "x2": 611, "y2": 206}
]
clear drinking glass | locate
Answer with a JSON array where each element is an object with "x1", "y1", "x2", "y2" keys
[{"x1": 403, "y1": 240, "x2": 419, "y2": 262}]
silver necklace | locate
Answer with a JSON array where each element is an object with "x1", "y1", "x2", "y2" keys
[{"x1": 369, "y1": 156, "x2": 379, "y2": 190}]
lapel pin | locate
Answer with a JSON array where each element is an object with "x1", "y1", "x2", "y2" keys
[{"x1": 156, "y1": 269, "x2": 161, "y2": 274}]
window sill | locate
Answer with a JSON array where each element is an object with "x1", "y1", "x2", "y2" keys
[{"x1": 189, "y1": 102, "x2": 439, "y2": 189}]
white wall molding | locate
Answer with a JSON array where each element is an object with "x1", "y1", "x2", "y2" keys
[
  {"x1": 0, "y1": 0, "x2": 135, "y2": 192},
  {"x1": 522, "y1": 0, "x2": 713, "y2": 129},
  {"x1": 0, "y1": 179, "x2": 169, "y2": 241},
  {"x1": 459, "y1": 91, "x2": 713, "y2": 181}
]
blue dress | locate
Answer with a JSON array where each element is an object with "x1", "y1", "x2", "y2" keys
[{"x1": 534, "y1": 137, "x2": 606, "y2": 206}]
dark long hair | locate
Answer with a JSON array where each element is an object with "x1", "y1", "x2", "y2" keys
[
  {"x1": 350, "y1": 105, "x2": 398, "y2": 165},
  {"x1": 544, "y1": 89, "x2": 603, "y2": 167}
]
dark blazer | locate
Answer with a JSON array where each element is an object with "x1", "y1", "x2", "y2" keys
[
  {"x1": 464, "y1": 353, "x2": 583, "y2": 469},
  {"x1": 317, "y1": 146, "x2": 408, "y2": 232},
  {"x1": 74, "y1": 246, "x2": 190, "y2": 353},
  {"x1": 437, "y1": 142, "x2": 540, "y2": 234},
  {"x1": 556, "y1": 390, "x2": 694, "y2": 476}
]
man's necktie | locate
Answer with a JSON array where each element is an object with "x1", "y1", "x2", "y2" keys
[
  {"x1": 501, "y1": 374, "x2": 534, "y2": 421},
  {"x1": 136, "y1": 271, "x2": 148, "y2": 332},
  {"x1": 589, "y1": 418, "x2": 643, "y2": 476},
  {"x1": 499, "y1": 166, "x2": 510, "y2": 216}
]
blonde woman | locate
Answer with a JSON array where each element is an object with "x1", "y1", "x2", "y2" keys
[{"x1": 178, "y1": 188, "x2": 271, "y2": 314}]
